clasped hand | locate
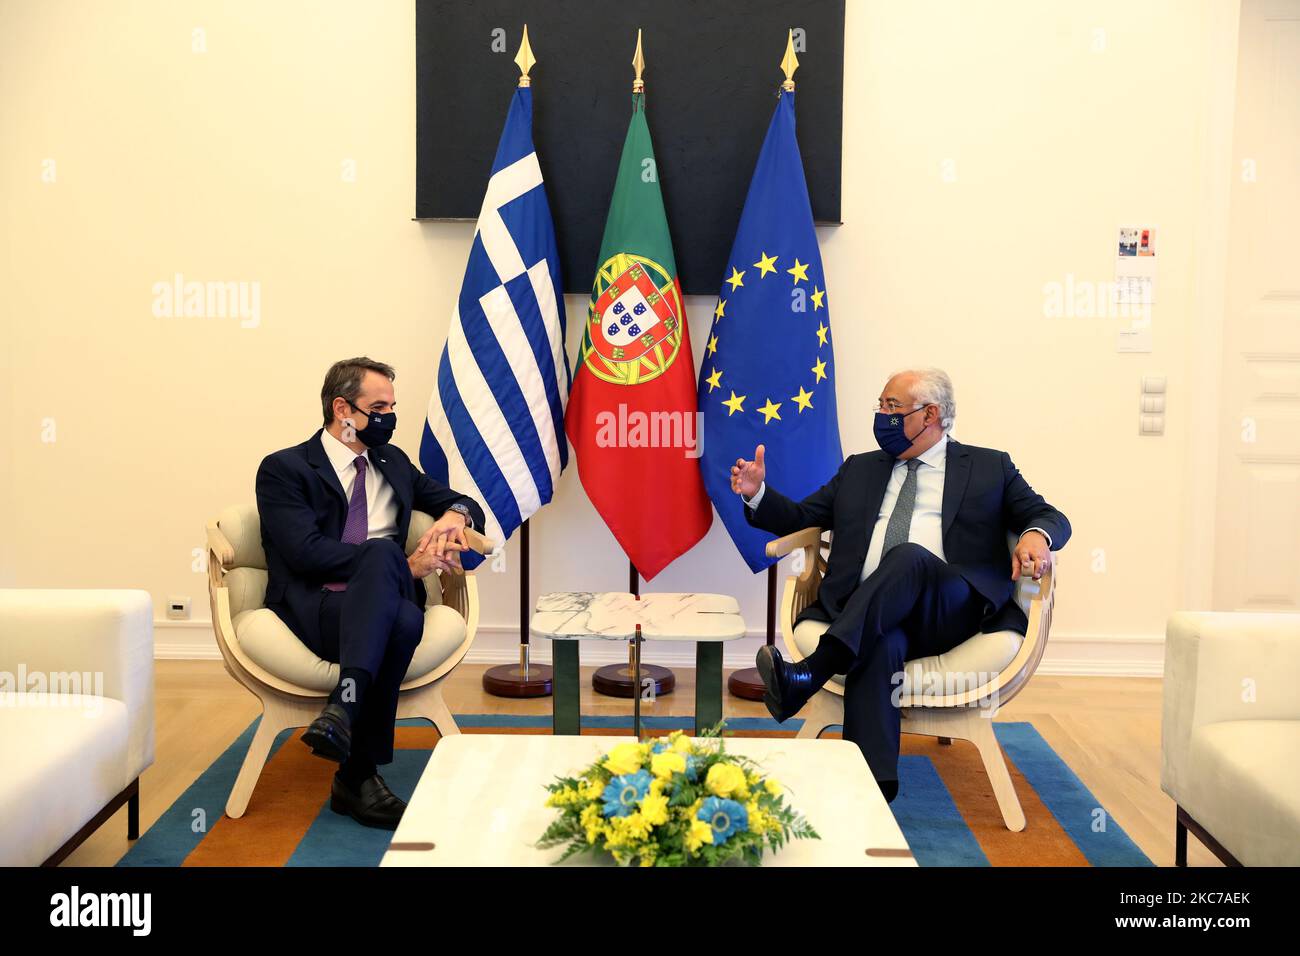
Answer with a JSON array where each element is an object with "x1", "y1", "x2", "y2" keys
[{"x1": 408, "y1": 511, "x2": 469, "y2": 577}]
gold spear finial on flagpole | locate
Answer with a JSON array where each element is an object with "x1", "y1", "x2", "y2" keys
[
  {"x1": 515, "y1": 24, "x2": 536, "y2": 87},
  {"x1": 632, "y1": 28, "x2": 645, "y2": 93},
  {"x1": 780, "y1": 28, "x2": 799, "y2": 91}
]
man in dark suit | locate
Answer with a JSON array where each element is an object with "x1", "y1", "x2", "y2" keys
[
  {"x1": 256, "y1": 357, "x2": 484, "y2": 829},
  {"x1": 731, "y1": 368, "x2": 1070, "y2": 802}
]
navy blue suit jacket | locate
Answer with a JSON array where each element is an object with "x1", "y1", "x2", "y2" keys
[
  {"x1": 744, "y1": 438, "x2": 1071, "y2": 636},
  {"x1": 255, "y1": 428, "x2": 485, "y2": 646}
]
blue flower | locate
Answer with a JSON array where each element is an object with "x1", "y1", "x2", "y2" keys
[
  {"x1": 651, "y1": 739, "x2": 670, "y2": 754},
  {"x1": 699, "y1": 797, "x2": 748, "y2": 843},
  {"x1": 601, "y1": 769, "x2": 651, "y2": 818},
  {"x1": 684, "y1": 755, "x2": 700, "y2": 782}
]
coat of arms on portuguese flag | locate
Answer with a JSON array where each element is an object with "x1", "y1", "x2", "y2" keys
[{"x1": 564, "y1": 92, "x2": 712, "y2": 580}]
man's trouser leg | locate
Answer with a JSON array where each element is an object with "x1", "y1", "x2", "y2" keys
[
  {"x1": 316, "y1": 538, "x2": 425, "y2": 768},
  {"x1": 827, "y1": 543, "x2": 987, "y2": 783}
]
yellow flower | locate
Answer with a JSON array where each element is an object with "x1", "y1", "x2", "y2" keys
[
  {"x1": 603, "y1": 742, "x2": 644, "y2": 776},
  {"x1": 764, "y1": 778, "x2": 783, "y2": 797},
  {"x1": 580, "y1": 803, "x2": 605, "y2": 844},
  {"x1": 641, "y1": 790, "x2": 670, "y2": 826},
  {"x1": 581, "y1": 778, "x2": 605, "y2": 801},
  {"x1": 672, "y1": 734, "x2": 694, "y2": 755},
  {"x1": 651, "y1": 750, "x2": 686, "y2": 780},
  {"x1": 612, "y1": 811, "x2": 652, "y2": 844},
  {"x1": 685, "y1": 818, "x2": 714, "y2": 854},
  {"x1": 545, "y1": 786, "x2": 580, "y2": 808},
  {"x1": 705, "y1": 762, "x2": 747, "y2": 798}
]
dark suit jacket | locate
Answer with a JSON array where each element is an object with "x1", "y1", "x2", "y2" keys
[
  {"x1": 255, "y1": 427, "x2": 485, "y2": 646},
  {"x1": 744, "y1": 438, "x2": 1070, "y2": 637}
]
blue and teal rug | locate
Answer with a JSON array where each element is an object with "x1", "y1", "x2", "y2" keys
[{"x1": 118, "y1": 715, "x2": 1152, "y2": 867}]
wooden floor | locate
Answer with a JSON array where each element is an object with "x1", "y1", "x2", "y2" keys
[{"x1": 63, "y1": 660, "x2": 1222, "y2": 867}]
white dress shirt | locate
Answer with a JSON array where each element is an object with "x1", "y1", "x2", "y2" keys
[
  {"x1": 320, "y1": 429, "x2": 399, "y2": 541},
  {"x1": 743, "y1": 434, "x2": 1052, "y2": 579},
  {"x1": 858, "y1": 435, "x2": 949, "y2": 580}
]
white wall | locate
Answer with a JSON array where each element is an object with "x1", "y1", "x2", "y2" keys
[{"x1": 0, "y1": 0, "x2": 1240, "y2": 674}]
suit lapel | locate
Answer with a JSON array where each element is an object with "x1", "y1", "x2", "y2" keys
[
  {"x1": 369, "y1": 448, "x2": 411, "y2": 517},
  {"x1": 941, "y1": 438, "x2": 972, "y2": 541},
  {"x1": 859, "y1": 453, "x2": 895, "y2": 553},
  {"x1": 306, "y1": 428, "x2": 349, "y2": 511}
]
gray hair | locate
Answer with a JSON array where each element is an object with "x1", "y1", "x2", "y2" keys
[
  {"x1": 321, "y1": 357, "x2": 395, "y2": 426},
  {"x1": 896, "y1": 367, "x2": 956, "y2": 432}
]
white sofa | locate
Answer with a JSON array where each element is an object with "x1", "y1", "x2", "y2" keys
[
  {"x1": 0, "y1": 589, "x2": 154, "y2": 866},
  {"x1": 1162, "y1": 611, "x2": 1300, "y2": 866}
]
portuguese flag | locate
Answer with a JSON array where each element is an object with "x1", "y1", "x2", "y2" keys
[{"x1": 564, "y1": 92, "x2": 712, "y2": 580}]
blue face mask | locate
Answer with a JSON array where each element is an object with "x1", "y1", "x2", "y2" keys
[
  {"x1": 873, "y1": 406, "x2": 926, "y2": 458},
  {"x1": 347, "y1": 401, "x2": 396, "y2": 448}
]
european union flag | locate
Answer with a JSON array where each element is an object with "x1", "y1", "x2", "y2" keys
[{"x1": 698, "y1": 89, "x2": 842, "y2": 572}]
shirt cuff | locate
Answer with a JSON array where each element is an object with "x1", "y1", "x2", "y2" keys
[
  {"x1": 1021, "y1": 526, "x2": 1052, "y2": 549},
  {"x1": 742, "y1": 481, "x2": 766, "y2": 510}
]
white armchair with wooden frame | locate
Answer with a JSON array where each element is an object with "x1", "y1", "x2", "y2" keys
[
  {"x1": 766, "y1": 528, "x2": 1056, "y2": 832},
  {"x1": 205, "y1": 504, "x2": 493, "y2": 819}
]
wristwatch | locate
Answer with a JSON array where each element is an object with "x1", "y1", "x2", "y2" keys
[{"x1": 446, "y1": 503, "x2": 474, "y2": 530}]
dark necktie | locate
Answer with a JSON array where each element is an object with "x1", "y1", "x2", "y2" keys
[
  {"x1": 323, "y1": 456, "x2": 368, "y2": 592},
  {"x1": 881, "y1": 458, "x2": 922, "y2": 555}
]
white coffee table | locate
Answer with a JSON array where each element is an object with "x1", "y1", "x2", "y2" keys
[
  {"x1": 530, "y1": 592, "x2": 746, "y2": 735},
  {"x1": 380, "y1": 734, "x2": 916, "y2": 867}
]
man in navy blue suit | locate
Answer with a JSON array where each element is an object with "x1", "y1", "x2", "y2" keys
[
  {"x1": 731, "y1": 368, "x2": 1070, "y2": 802},
  {"x1": 256, "y1": 357, "x2": 484, "y2": 829}
]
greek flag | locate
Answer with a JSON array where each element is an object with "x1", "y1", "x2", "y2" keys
[{"x1": 420, "y1": 86, "x2": 570, "y2": 558}]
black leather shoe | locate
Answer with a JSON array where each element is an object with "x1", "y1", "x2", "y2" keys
[
  {"x1": 755, "y1": 644, "x2": 818, "y2": 723},
  {"x1": 301, "y1": 702, "x2": 352, "y2": 763},
  {"x1": 329, "y1": 773, "x2": 407, "y2": 830}
]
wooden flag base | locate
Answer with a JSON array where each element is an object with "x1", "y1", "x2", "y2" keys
[
  {"x1": 592, "y1": 662, "x2": 675, "y2": 698},
  {"x1": 482, "y1": 662, "x2": 553, "y2": 698},
  {"x1": 729, "y1": 566, "x2": 781, "y2": 701},
  {"x1": 727, "y1": 666, "x2": 767, "y2": 701},
  {"x1": 482, "y1": 522, "x2": 552, "y2": 698}
]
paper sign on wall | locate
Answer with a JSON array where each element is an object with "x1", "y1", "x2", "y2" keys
[{"x1": 1115, "y1": 225, "x2": 1155, "y2": 352}]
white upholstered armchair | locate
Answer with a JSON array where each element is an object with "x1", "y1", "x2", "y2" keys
[
  {"x1": 205, "y1": 505, "x2": 493, "y2": 819},
  {"x1": 767, "y1": 529, "x2": 1056, "y2": 832},
  {"x1": 1162, "y1": 611, "x2": 1300, "y2": 866}
]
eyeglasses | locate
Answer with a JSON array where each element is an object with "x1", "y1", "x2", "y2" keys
[{"x1": 873, "y1": 399, "x2": 924, "y2": 413}]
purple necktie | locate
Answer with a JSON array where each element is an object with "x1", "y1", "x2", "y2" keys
[{"x1": 323, "y1": 456, "x2": 368, "y2": 591}]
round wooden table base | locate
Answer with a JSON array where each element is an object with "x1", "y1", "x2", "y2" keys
[
  {"x1": 481, "y1": 663, "x2": 553, "y2": 698},
  {"x1": 727, "y1": 666, "x2": 767, "y2": 701},
  {"x1": 592, "y1": 663, "x2": 676, "y2": 698}
]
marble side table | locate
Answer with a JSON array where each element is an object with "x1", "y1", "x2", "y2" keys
[{"x1": 530, "y1": 592, "x2": 746, "y2": 735}]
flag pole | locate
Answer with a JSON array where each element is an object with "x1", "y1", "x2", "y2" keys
[
  {"x1": 591, "y1": 29, "x2": 675, "y2": 702},
  {"x1": 729, "y1": 31, "x2": 799, "y2": 702},
  {"x1": 480, "y1": 24, "x2": 552, "y2": 699}
]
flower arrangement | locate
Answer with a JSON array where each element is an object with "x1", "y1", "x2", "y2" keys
[{"x1": 536, "y1": 723, "x2": 819, "y2": 867}]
